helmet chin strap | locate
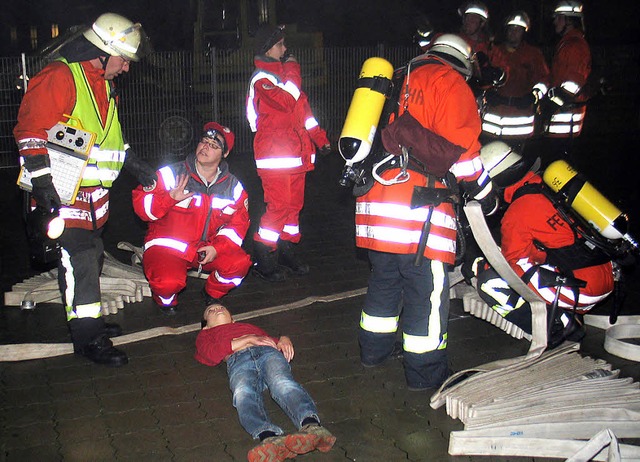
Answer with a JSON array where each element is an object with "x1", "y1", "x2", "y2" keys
[{"x1": 98, "y1": 55, "x2": 110, "y2": 71}]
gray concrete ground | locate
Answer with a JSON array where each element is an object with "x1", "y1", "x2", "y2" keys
[{"x1": 1, "y1": 129, "x2": 639, "y2": 461}]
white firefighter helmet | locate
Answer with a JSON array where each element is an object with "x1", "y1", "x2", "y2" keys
[
  {"x1": 83, "y1": 13, "x2": 150, "y2": 62},
  {"x1": 554, "y1": 0, "x2": 584, "y2": 18},
  {"x1": 426, "y1": 34, "x2": 474, "y2": 80},
  {"x1": 480, "y1": 141, "x2": 539, "y2": 187},
  {"x1": 458, "y1": 1, "x2": 489, "y2": 20},
  {"x1": 505, "y1": 11, "x2": 531, "y2": 32}
]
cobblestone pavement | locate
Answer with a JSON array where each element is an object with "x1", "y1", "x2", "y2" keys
[{"x1": 1, "y1": 131, "x2": 639, "y2": 461}]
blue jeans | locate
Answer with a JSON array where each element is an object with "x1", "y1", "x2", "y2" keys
[{"x1": 227, "y1": 345, "x2": 319, "y2": 439}]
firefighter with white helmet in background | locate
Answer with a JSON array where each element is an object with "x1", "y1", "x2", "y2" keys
[
  {"x1": 458, "y1": 1, "x2": 491, "y2": 55},
  {"x1": 457, "y1": 2, "x2": 506, "y2": 95},
  {"x1": 356, "y1": 33, "x2": 496, "y2": 391},
  {"x1": 469, "y1": 141, "x2": 617, "y2": 348},
  {"x1": 539, "y1": 0, "x2": 591, "y2": 142},
  {"x1": 481, "y1": 11, "x2": 550, "y2": 139},
  {"x1": 13, "y1": 12, "x2": 155, "y2": 367}
]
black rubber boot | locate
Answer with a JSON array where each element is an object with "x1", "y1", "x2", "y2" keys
[
  {"x1": 252, "y1": 241, "x2": 287, "y2": 282},
  {"x1": 278, "y1": 240, "x2": 309, "y2": 275},
  {"x1": 79, "y1": 334, "x2": 129, "y2": 367}
]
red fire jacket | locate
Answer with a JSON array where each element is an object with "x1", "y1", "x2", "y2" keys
[
  {"x1": 132, "y1": 155, "x2": 249, "y2": 264},
  {"x1": 246, "y1": 57, "x2": 329, "y2": 176},
  {"x1": 482, "y1": 42, "x2": 550, "y2": 138},
  {"x1": 501, "y1": 171, "x2": 613, "y2": 311},
  {"x1": 14, "y1": 61, "x2": 117, "y2": 230},
  {"x1": 356, "y1": 57, "x2": 492, "y2": 265}
]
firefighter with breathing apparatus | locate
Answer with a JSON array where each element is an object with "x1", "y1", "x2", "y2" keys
[
  {"x1": 340, "y1": 34, "x2": 496, "y2": 391},
  {"x1": 470, "y1": 141, "x2": 637, "y2": 348}
]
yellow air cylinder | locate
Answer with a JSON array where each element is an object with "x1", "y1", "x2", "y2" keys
[
  {"x1": 338, "y1": 57, "x2": 394, "y2": 165},
  {"x1": 543, "y1": 159, "x2": 629, "y2": 240}
]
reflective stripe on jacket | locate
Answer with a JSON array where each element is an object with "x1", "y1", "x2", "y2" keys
[
  {"x1": 246, "y1": 57, "x2": 328, "y2": 175},
  {"x1": 132, "y1": 155, "x2": 250, "y2": 263}
]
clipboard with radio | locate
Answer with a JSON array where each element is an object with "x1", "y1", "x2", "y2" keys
[{"x1": 17, "y1": 115, "x2": 97, "y2": 206}]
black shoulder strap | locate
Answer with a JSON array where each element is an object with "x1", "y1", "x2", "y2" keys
[{"x1": 511, "y1": 182, "x2": 545, "y2": 202}]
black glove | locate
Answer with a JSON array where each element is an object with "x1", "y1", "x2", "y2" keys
[
  {"x1": 515, "y1": 92, "x2": 538, "y2": 109},
  {"x1": 23, "y1": 154, "x2": 62, "y2": 210},
  {"x1": 475, "y1": 51, "x2": 490, "y2": 68},
  {"x1": 123, "y1": 148, "x2": 157, "y2": 187},
  {"x1": 318, "y1": 143, "x2": 332, "y2": 157},
  {"x1": 480, "y1": 66, "x2": 506, "y2": 87}
]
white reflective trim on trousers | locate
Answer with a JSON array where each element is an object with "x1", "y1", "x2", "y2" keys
[
  {"x1": 257, "y1": 227, "x2": 280, "y2": 243},
  {"x1": 449, "y1": 156, "x2": 483, "y2": 178},
  {"x1": 159, "y1": 166, "x2": 176, "y2": 189},
  {"x1": 215, "y1": 270, "x2": 244, "y2": 286},
  {"x1": 159, "y1": 294, "x2": 176, "y2": 305},
  {"x1": 404, "y1": 332, "x2": 447, "y2": 353},
  {"x1": 143, "y1": 194, "x2": 159, "y2": 221},
  {"x1": 403, "y1": 260, "x2": 448, "y2": 353},
  {"x1": 479, "y1": 277, "x2": 526, "y2": 316},
  {"x1": 356, "y1": 201, "x2": 457, "y2": 229},
  {"x1": 304, "y1": 117, "x2": 319, "y2": 130},
  {"x1": 145, "y1": 238, "x2": 188, "y2": 253},
  {"x1": 74, "y1": 302, "x2": 102, "y2": 318},
  {"x1": 282, "y1": 224, "x2": 300, "y2": 236},
  {"x1": 216, "y1": 228, "x2": 244, "y2": 247},
  {"x1": 255, "y1": 157, "x2": 304, "y2": 169},
  {"x1": 360, "y1": 311, "x2": 399, "y2": 333},
  {"x1": 60, "y1": 248, "x2": 76, "y2": 316}
]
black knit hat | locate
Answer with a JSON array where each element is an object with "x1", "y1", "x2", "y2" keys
[{"x1": 254, "y1": 24, "x2": 285, "y2": 55}]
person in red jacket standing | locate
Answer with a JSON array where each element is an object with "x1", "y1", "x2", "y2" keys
[
  {"x1": 246, "y1": 25, "x2": 330, "y2": 282},
  {"x1": 482, "y1": 11, "x2": 550, "y2": 140},
  {"x1": 132, "y1": 123, "x2": 252, "y2": 315},
  {"x1": 541, "y1": 0, "x2": 591, "y2": 140},
  {"x1": 356, "y1": 34, "x2": 496, "y2": 391}
]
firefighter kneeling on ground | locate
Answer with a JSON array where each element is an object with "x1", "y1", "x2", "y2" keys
[
  {"x1": 132, "y1": 123, "x2": 252, "y2": 315},
  {"x1": 466, "y1": 141, "x2": 616, "y2": 348},
  {"x1": 355, "y1": 34, "x2": 496, "y2": 391}
]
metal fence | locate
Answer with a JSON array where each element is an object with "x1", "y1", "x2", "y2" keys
[{"x1": 1, "y1": 45, "x2": 638, "y2": 168}]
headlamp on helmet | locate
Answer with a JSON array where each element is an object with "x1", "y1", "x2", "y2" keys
[
  {"x1": 202, "y1": 129, "x2": 227, "y2": 152},
  {"x1": 201, "y1": 122, "x2": 235, "y2": 153}
]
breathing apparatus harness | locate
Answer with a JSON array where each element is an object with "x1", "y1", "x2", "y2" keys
[{"x1": 511, "y1": 181, "x2": 637, "y2": 324}]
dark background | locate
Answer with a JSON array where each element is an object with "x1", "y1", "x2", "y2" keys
[{"x1": 1, "y1": 0, "x2": 639, "y2": 56}]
